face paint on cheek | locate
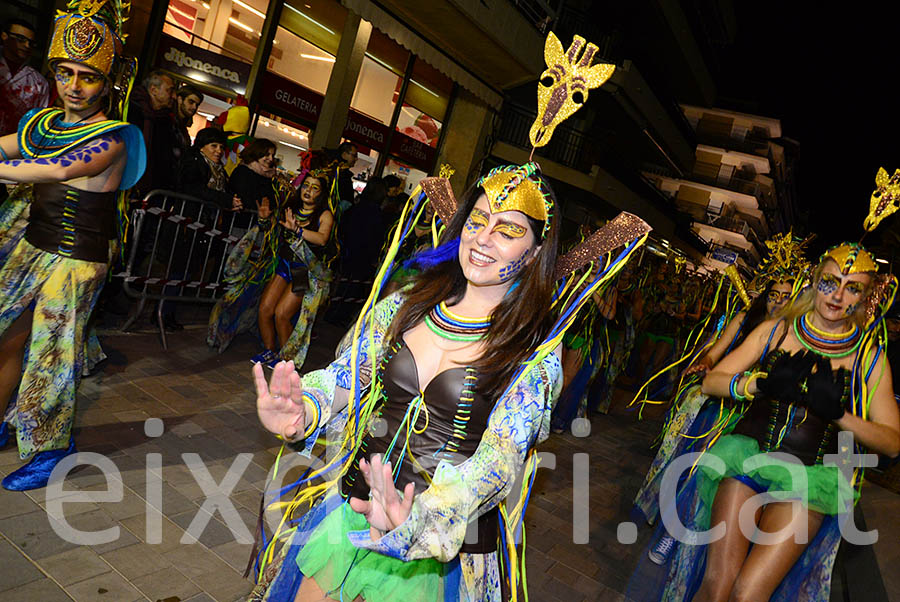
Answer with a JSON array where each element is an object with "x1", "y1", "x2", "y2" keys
[
  {"x1": 845, "y1": 302, "x2": 859, "y2": 316},
  {"x1": 498, "y1": 248, "x2": 530, "y2": 282}
]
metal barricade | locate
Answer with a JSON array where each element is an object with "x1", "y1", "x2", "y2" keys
[{"x1": 113, "y1": 189, "x2": 258, "y2": 349}]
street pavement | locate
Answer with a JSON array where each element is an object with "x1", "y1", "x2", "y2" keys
[{"x1": 1, "y1": 319, "x2": 897, "y2": 602}]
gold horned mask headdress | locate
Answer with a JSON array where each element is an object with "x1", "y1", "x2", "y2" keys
[
  {"x1": 48, "y1": 0, "x2": 130, "y2": 79},
  {"x1": 530, "y1": 32, "x2": 616, "y2": 148},
  {"x1": 819, "y1": 165, "x2": 899, "y2": 275},
  {"x1": 480, "y1": 32, "x2": 615, "y2": 240}
]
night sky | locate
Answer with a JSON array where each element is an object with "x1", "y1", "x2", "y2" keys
[{"x1": 718, "y1": 3, "x2": 899, "y2": 258}]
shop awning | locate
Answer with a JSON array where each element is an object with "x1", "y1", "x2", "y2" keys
[{"x1": 342, "y1": 0, "x2": 509, "y2": 110}]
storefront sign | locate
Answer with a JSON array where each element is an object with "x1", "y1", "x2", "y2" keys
[
  {"x1": 389, "y1": 130, "x2": 437, "y2": 171},
  {"x1": 157, "y1": 34, "x2": 251, "y2": 94},
  {"x1": 259, "y1": 72, "x2": 323, "y2": 125},
  {"x1": 710, "y1": 247, "x2": 738, "y2": 264},
  {"x1": 343, "y1": 111, "x2": 390, "y2": 150}
]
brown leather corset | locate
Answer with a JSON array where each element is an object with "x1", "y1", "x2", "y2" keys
[
  {"x1": 731, "y1": 350, "x2": 850, "y2": 466},
  {"x1": 26, "y1": 182, "x2": 116, "y2": 262},
  {"x1": 342, "y1": 341, "x2": 499, "y2": 553}
]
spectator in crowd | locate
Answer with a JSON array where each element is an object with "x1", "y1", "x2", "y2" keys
[
  {"x1": 128, "y1": 70, "x2": 178, "y2": 195},
  {"x1": 177, "y1": 126, "x2": 240, "y2": 210},
  {"x1": 0, "y1": 19, "x2": 48, "y2": 138},
  {"x1": 326, "y1": 176, "x2": 387, "y2": 326},
  {"x1": 229, "y1": 138, "x2": 277, "y2": 208},
  {"x1": 0, "y1": 18, "x2": 48, "y2": 205},
  {"x1": 335, "y1": 140, "x2": 357, "y2": 210},
  {"x1": 159, "y1": 127, "x2": 239, "y2": 330},
  {"x1": 173, "y1": 83, "x2": 203, "y2": 164},
  {"x1": 380, "y1": 173, "x2": 407, "y2": 225}
]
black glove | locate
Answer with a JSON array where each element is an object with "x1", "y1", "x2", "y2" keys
[
  {"x1": 805, "y1": 357, "x2": 847, "y2": 421},
  {"x1": 756, "y1": 351, "x2": 816, "y2": 403}
]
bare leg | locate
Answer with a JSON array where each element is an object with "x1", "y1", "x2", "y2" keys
[
  {"x1": 0, "y1": 310, "x2": 32, "y2": 411},
  {"x1": 729, "y1": 502, "x2": 823, "y2": 601},
  {"x1": 294, "y1": 574, "x2": 363, "y2": 602},
  {"x1": 258, "y1": 276, "x2": 290, "y2": 351},
  {"x1": 692, "y1": 478, "x2": 760, "y2": 602},
  {"x1": 274, "y1": 290, "x2": 304, "y2": 350},
  {"x1": 561, "y1": 345, "x2": 584, "y2": 391}
]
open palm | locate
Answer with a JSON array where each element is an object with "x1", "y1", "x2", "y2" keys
[
  {"x1": 254, "y1": 361, "x2": 306, "y2": 440},
  {"x1": 348, "y1": 454, "x2": 415, "y2": 538}
]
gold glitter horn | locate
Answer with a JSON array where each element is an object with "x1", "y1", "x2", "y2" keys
[{"x1": 724, "y1": 264, "x2": 752, "y2": 309}]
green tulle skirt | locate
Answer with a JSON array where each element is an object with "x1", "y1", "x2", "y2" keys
[
  {"x1": 295, "y1": 502, "x2": 448, "y2": 601},
  {"x1": 698, "y1": 434, "x2": 858, "y2": 518}
]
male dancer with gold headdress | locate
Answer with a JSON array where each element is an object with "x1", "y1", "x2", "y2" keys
[{"x1": 0, "y1": 0, "x2": 146, "y2": 490}]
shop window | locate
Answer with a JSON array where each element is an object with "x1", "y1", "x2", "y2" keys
[
  {"x1": 255, "y1": 113, "x2": 311, "y2": 174},
  {"x1": 188, "y1": 93, "x2": 234, "y2": 140},
  {"x1": 270, "y1": 1, "x2": 347, "y2": 95},
  {"x1": 385, "y1": 157, "x2": 428, "y2": 196},
  {"x1": 280, "y1": 0, "x2": 346, "y2": 56},
  {"x1": 163, "y1": 0, "x2": 267, "y2": 63},
  {"x1": 350, "y1": 29, "x2": 410, "y2": 125},
  {"x1": 395, "y1": 60, "x2": 453, "y2": 148},
  {"x1": 269, "y1": 27, "x2": 334, "y2": 95}
]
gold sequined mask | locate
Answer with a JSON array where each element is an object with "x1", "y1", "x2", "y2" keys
[
  {"x1": 865, "y1": 167, "x2": 900, "y2": 232},
  {"x1": 822, "y1": 243, "x2": 878, "y2": 275},
  {"x1": 529, "y1": 32, "x2": 615, "y2": 148},
  {"x1": 476, "y1": 163, "x2": 551, "y2": 239}
]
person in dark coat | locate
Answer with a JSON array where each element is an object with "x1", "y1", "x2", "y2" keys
[
  {"x1": 127, "y1": 70, "x2": 178, "y2": 197},
  {"x1": 229, "y1": 138, "x2": 277, "y2": 209},
  {"x1": 177, "y1": 127, "x2": 240, "y2": 210},
  {"x1": 325, "y1": 177, "x2": 387, "y2": 326}
]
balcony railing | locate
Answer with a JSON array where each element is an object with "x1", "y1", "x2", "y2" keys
[
  {"x1": 511, "y1": 0, "x2": 558, "y2": 33},
  {"x1": 689, "y1": 169, "x2": 761, "y2": 199},
  {"x1": 496, "y1": 103, "x2": 593, "y2": 172},
  {"x1": 694, "y1": 130, "x2": 770, "y2": 156}
]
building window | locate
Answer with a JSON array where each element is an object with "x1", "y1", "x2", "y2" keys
[
  {"x1": 270, "y1": 1, "x2": 347, "y2": 96},
  {"x1": 350, "y1": 28, "x2": 410, "y2": 126},
  {"x1": 255, "y1": 113, "x2": 311, "y2": 173},
  {"x1": 396, "y1": 59, "x2": 453, "y2": 148},
  {"x1": 385, "y1": 157, "x2": 427, "y2": 196},
  {"x1": 164, "y1": 0, "x2": 269, "y2": 62}
]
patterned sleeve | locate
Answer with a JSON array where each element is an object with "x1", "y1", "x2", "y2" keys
[
  {"x1": 349, "y1": 348, "x2": 563, "y2": 561},
  {"x1": 299, "y1": 292, "x2": 405, "y2": 433}
]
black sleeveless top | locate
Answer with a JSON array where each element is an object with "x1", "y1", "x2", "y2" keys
[
  {"x1": 341, "y1": 340, "x2": 500, "y2": 553},
  {"x1": 26, "y1": 182, "x2": 116, "y2": 262},
  {"x1": 731, "y1": 348, "x2": 852, "y2": 465}
]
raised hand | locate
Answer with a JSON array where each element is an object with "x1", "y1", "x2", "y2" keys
[
  {"x1": 253, "y1": 360, "x2": 306, "y2": 440},
  {"x1": 348, "y1": 454, "x2": 415, "y2": 540},
  {"x1": 805, "y1": 357, "x2": 847, "y2": 421},
  {"x1": 256, "y1": 197, "x2": 272, "y2": 220},
  {"x1": 232, "y1": 195, "x2": 243, "y2": 211},
  {"x1": 280, "y1": 207, "x2": 298, "y2": 234}
]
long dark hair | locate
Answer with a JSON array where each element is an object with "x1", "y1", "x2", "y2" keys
[
  {"x1": 387, "y1": 178, "x2": 561, "y2": 399},
  {"x1": 735, "y1": 278, "x2": 795, "y2": 348}
]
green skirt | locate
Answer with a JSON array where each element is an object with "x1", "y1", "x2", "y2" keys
[
  {"x1": 295, "y1": 502, "x2": 448, "y2": 601},
  {"x1": 698, "y1": 434, "x2": 858, "y2": 518}
]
